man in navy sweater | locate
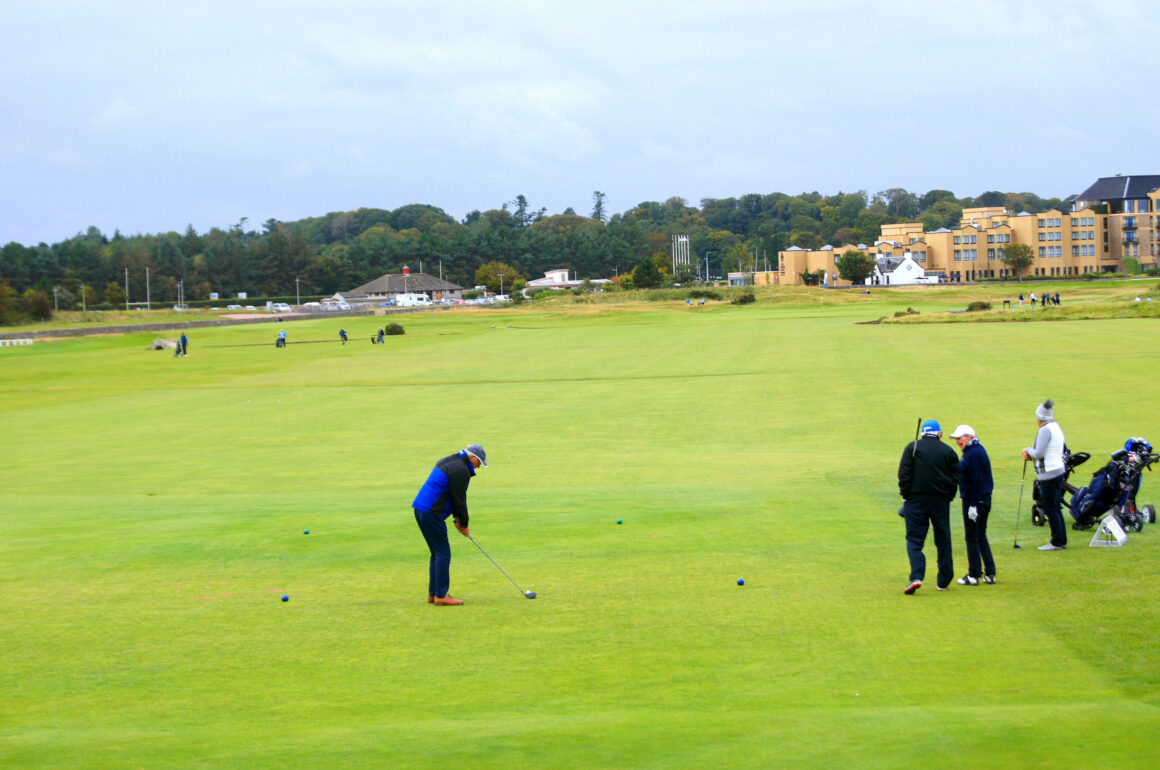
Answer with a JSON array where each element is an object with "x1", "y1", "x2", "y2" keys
[
  {"x1": 950, "y1": 425, "x2": 995, "y2": 585},
  {"x1": 412, "y1": 445, "x2": 487, "y2": 605}
]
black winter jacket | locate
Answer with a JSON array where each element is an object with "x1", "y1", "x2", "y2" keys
[{"x1": 898, "y1": 435, "x2": 959, "y2": 502}]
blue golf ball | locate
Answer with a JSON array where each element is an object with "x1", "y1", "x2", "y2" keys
[
  {"x1": 617, "y1": 519, "x2": 623, "y2": 525},
  {"x1": 304, "y1": 529, "x2": 309, "y2": 535},
  {"x1": 737, "y1": 579, "x2": 745, "y2": 586},
  {"x1": 281, "y1": 594, "x2": 289, "y2": 602}
]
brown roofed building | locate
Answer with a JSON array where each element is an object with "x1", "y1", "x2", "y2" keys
[{"x1": 340, "y1": 267, "x2": 465, "y2": 304}]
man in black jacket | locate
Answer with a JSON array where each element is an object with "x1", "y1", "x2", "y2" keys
[{"x1": 898, "y1": 420, "x2": 959, "y2": 594}]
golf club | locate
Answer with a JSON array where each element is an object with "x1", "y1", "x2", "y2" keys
[
  {"x1": 468, "y1": 534, "x2": 536, "y2": 599},
  {"x1": 1013, "y1": 458, "x2": 1028, "y2": 549}
]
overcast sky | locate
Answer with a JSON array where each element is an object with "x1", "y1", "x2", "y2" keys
[{"x1": 2, "y1": 0, "x2": 1157, "y2": 245}]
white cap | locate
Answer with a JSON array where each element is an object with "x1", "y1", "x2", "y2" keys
[{"x1": 949, "y1": 425, "x2": 975, "y2": 439}]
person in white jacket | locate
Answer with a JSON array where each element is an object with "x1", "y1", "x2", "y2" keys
[{"x1": 1022, "y1": 399, "x2": 1067, "y2": 550}]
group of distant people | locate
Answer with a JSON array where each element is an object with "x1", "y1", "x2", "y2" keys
[
  {"x1": 1018, "y1": 292, "x2": 1060, "y2": 308},
  {"x1": 897, "y1": 399, "x2": 1067, "y2": 595}
]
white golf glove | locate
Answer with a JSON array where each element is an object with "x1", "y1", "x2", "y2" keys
[{"x1": 968, "y1": 506, "x2": 978, "y2": 522}]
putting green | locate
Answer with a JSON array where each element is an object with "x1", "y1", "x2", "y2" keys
[{"x1": 2, "y1": 287, "x2": 1159, "y2": 768}]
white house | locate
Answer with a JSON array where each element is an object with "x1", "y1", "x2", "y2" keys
[
  {"x1": 525, "y1": 269, "x2": 611, "y2": 292},
  {"x1": 866, "y1": 255, "x2": 935, "y2": 286}
]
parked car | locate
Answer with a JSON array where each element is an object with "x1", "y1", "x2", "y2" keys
[
  {"x1": 300, "y1": 301, "x2": 322, "y2": 311},
  {"x1": 226, "y1": 304, "x2": 242, "y2": 310},
  {"x1": 270, "y1": 303, "x2": 293, "y2": 313},
  {"x1": 244, "y1": 305, "x2": 256, "y2": 311}
]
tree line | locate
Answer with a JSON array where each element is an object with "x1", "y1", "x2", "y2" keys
[{"x1": 0, "y1": 188, "x2": 1073, "y2": 322}]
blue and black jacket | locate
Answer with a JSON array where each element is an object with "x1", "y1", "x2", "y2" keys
[
  {"x1": 958, "y1": 440, "x2": 994, "y2": 507},
  {"x1": 412, "y1": 451, "x2": 476, "y2": 526}
]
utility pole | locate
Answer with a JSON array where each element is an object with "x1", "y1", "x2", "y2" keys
[
  {"x1": 52, "y1": 286, "x2": 59, "y2": 312},
  {"x1": 295, "y1": 276, "x2": 300, "y2": 306},
  {"x1": 125, "y1": 268, "x2": 130, "y2": 310},
  {"x1": 146, "y1": 266, "x2": 151, "y2": 309}
]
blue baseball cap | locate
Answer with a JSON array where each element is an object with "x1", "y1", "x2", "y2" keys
[
  {"x1": 465, "y1": 444, "x2": 487, "y2": 467},
  {"x1": 921, "y1": 420, "x2": 941, "y2": 435}
]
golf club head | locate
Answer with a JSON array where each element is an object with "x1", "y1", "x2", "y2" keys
[
  {"x1": 524, "y1": 591, "x2": 537, "y2": 599},
  {"x1": 1013, "y1": 543, "x2": 1023, "y2": 549}
]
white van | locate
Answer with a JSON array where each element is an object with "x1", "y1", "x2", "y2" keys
[{"x1": 395, "y1": 293, "x2": 433, "y2": 308}]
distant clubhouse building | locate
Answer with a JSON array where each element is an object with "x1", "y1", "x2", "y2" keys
[
  {"x1": 338, "y1": 266, "x2": 464, "y2": 304},
  {"x1": 768, "y1": 175, "x2": 1160, "y2": 286}
]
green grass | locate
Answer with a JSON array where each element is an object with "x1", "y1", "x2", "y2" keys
[{"x1": 2, "y1": 289, "x2": 1160, "y2": 768}]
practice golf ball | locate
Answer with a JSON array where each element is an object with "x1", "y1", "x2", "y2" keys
[
  {"x1": 281, "y1": 595, "x2": 289, "y2": 602},
  {"x1": 304, "y1": 529, "x2": 309, "y2": 535},
  {"x1": 737, "y1": 578, "x2": 745, "y2": 586},
  {"x1": 617, "y1": 519, "x2": 623, "y2": 525}
]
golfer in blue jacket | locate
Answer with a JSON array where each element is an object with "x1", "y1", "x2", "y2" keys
[{"x1": 412, "y1": 445, "x2": 487, "y2": 605}]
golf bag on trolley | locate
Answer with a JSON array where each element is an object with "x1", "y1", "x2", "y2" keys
[
  {"x1": 1062, "y1": 438, "x2": 1158, "y2": 532},
  {"x1": 1031, "y1": 445, "x2": 1090, "y2": 527}
]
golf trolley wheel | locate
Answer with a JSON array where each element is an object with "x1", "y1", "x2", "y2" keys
[
  {"x1": 1143, "y1": 504, "x2": 1157, "y2": 524},
  {"x1": 1031, "y1": 505, "x2": 1047, "y2": 526},
  {"x1": 1129, "y1": 517, "x2": 1144, "y2": 532}
]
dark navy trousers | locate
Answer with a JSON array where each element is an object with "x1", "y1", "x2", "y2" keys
[
  {"x1": 904, "y1": 494, "x2": 954, "y2": 588},
  {"x1": 961, "y1": 499, "x2": 995, "y2": 579},
  {"x1": 1038, "y1": 474, "x2": 1067, "y2": 547},
  {"x1": 414, "y1": 508, "x2": 451, "y2": 598}
]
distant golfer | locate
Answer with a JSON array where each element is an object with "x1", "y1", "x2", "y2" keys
[
  {"x1": 898, "y1": 420, "x2": 959, "y2": 594},
  {"x1": 1023, "y1": 399, "x2": 1067, "y2": 550},
  {"x1": 339, "y1": 327, "x2": 347, "y2": 345},
  {"x1": 179, "y1": 332, "x2": 189, "y2": 357},
  {"x1": 276, "y1": 329, "x2": 287, "y2": 348},
  {"x1": 950, "y1": 425, "x2": 995, "y2": 585},
  {"x1": 412, "y1": 444, "x2": 488, "y2": 606}
]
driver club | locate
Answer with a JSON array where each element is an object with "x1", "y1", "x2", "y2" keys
[{"x1": 467, "y1": 535, "x2": 536, "y2": 599}]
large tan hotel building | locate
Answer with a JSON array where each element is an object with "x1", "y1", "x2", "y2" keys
[{"x1": 766, "y1": 175, "x2": 1160, "y2": 286}]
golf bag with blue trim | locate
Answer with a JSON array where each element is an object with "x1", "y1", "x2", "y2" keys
[{"x1": 1067, "y1": 438, "x2": 1157, "y2": 532}]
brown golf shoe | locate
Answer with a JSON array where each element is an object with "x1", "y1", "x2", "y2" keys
[
  {"x1": 433, "y1": 595, "x2": 464, "y2": 606},
  {"x1": 428, "y1": 595, "x2": 435, "y2": 604}
]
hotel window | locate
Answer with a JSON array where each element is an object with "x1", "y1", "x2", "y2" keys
[
  {"x1": 1038, "y1": 219, "x2": 1045, "y2": 227},
  {"x1": 954, "y1": 236, "x2": 961, "y2": 244},
  {"x1": 1072, "y1": 245, "x2": 1079, "y2": 257},
  {"x1": 954, "y1": 250, "x2": 962, "y2": 260},
  {"x1": 1125, "y1": 200, "x2": 1135, "y2": 213},
  {"x1": 1038, "y1": 247, "x2": 1046, "y2": 258},
  {"x1": 1071, "y1": 218, "x2": 1078, "y2": 227},
  {"x1": 997, "y1": 249, "x2": 1005, "y2": 259},
  {"x1": 1038, "y1": 232, "x2": 1046, "y2": 241},
  {"x1": 988, "y1": 248, "x2": 996, "y2": 259},
  {"x1": 1072, "y1": 231, "x2": 1078, "y2": 240},
  {"x1": 970, "y1": 235, "x2": 977, "y2": 243},
  {"x1": 987, "y1": 234, "x2": 994, "y2": 243}
]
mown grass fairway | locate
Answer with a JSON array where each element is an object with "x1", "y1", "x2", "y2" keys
[{"x1": 3, "y1": 287, "x2": 1160, "y2": 768}]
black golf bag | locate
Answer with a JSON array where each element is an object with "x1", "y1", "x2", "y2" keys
[
  {"x1": 1031, "y1": 445, "x2": 1090, "y2": 527},
  {"x1": 1067, "y1": 438, "x2": 1158, "y2": 532}
]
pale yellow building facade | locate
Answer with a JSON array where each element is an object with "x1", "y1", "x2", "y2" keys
[{"x1": 772, "y1": 175, "x2": 1159, "y2": 286}]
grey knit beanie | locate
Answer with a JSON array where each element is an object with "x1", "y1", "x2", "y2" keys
[{"x1": 1035, "y1": 399, "x2": 1054, "y2": 421}]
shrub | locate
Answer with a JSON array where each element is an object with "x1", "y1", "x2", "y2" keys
[
  {"x1": 385, "y1": 323, "x2": 404, "y2": 336},
  {"x1": 966, "y1": 301, "x2": 991, "y2": 312},
  {"x1": 731, "y1": 292, "x2": 756, "y2": 305},
  {"x1": 688, "y1": 290, "x2": 721, "y2": 300},
  {"x1": 893, "y1": 307, "x2": 920, "y2": 318}
]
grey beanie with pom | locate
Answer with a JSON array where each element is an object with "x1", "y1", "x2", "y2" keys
[{"x1": 1035, "y1": 399, "x2": 1054, "y2": 421}]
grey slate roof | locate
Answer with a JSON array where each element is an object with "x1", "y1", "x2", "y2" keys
[
  {"x1": 1076, "y1": 175, "x2": 1160, "y2": 202},
  {"x1": 344, "y1": 272, "x2": 464, "y2": 297}
]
